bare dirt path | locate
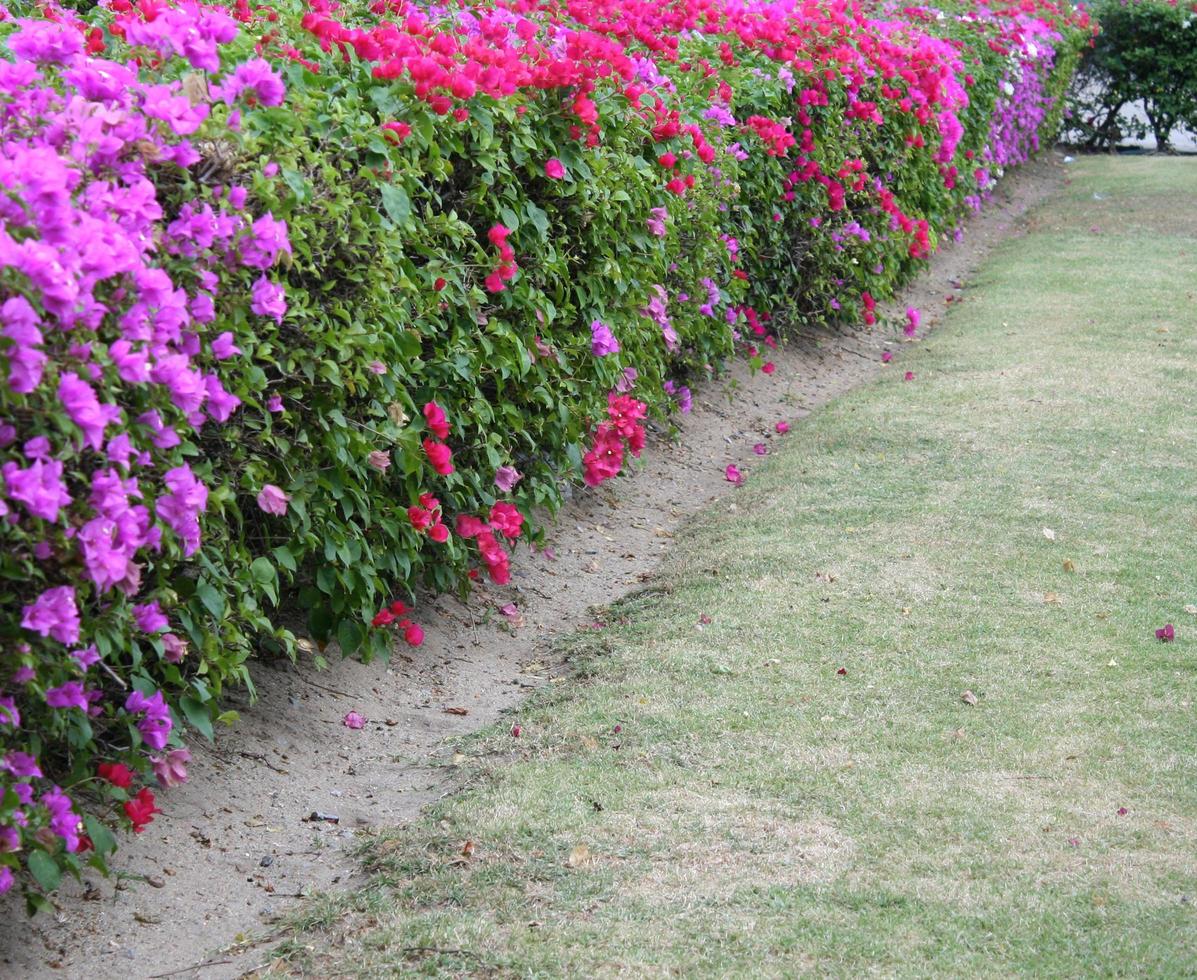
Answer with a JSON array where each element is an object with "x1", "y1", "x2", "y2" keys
[{"x1": 0, "y1": 155, "x2": 1066, "y2": 980}]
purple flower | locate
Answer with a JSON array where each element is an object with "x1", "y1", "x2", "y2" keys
[
  {"x1": 133, "y1": 601, "x2": 170, "y2": 634},
  {"x1": 614, "y1": 367, "x2": 639, "y2": 393},
  {"x1": 3, "y1": 458, "x2": 71, "y2": 522},
  {"x1": 161, "y1": 634, "x2": 188, "y2": 663},
  {"x1": 9, "y1": 19, "x2": 83, "y2": 64},
  {"x1": 40, "y1": 786, "x2": 82, "y2": 852},
  {"x1": 250, "y1": 275, "x2": 286, "y2": 323},
  {"x1": 155, "y1": 464, "x2": 208, "y2": 556},
  {"x1": 151, "y1": 748, "x2": 191, "y2": 788},
  {"x1": 494, "y1": 466, "x2": 522, "y2": 493},
  {"x1": 213, "y1": 58, "x2": 286, "y2": 108},
  {"x1": 257, "y1": 484, "x2": 289, "y2": 516},
  {"x1": 45, "y1": 681, "x2": 89, "y2": 711},
  {"x1": 266, "y1": 395, "x2": 284, "y2": 413},
  {"x1": 590, "y1": 319, "x2": 621, "y2": 357},
  {"x1": 0, "y1": 867, "x2": 11, "y2": 895},
  {"x1": 664, "y1": 381, "x2": 692, "y2": 414},
  {"x1": 0, "y1": 697, "x2": 19, "y2": 729},
  {"x1": 125, "y1": 689, "x2": 173, "y2": 750},
  {"x1": 71, "y1": 645, "x2": 100, "y2": 670},
  {"x1": 2, "y1": 752, "x2": 42, "y2": 779},
  {"x1": 239, "y1": 213, "x2": 291, "y2": 269},
  {"x1": 211, "y1": 331, "x2": 241, "y2": 360},
  {"x1": 646, "y1": 206, "x2": 667, "y2": 237},
  {"x1": 21, "y1": 586, "x2": 81, "y2": 645},
  {"x1": 58, "y1": 372, "x2": 120, "y2": 451}
]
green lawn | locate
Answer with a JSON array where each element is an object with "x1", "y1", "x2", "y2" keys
[{"x1": 279, "y1": 156, "x2": 1197, "y2": 977}]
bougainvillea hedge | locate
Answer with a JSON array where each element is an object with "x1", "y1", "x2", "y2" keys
[{"x1": 0, "y1": 0, "x2": 1089, "y2": 906}]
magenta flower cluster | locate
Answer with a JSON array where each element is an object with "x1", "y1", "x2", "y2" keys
[{"x1": 0, "y1": 6, "x2": 289, "y2": 892}]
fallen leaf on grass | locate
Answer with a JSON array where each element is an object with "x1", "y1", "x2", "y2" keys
[
  {"x1": 1042, "y1": 528, "x2": 1056, "y2": 541},
  {"x1": 567, "y1": 844, "x2": 592, "y2": 868},
  {"x1": 443, "y1": 707, "x2": 469, "y2": 716},
  {"x1": 1184, "y1": 605, "x2": 1197, "y2": 616},
  {"x1": 1063, "y1": 559, "x2": 1075, "y2": 573},
  {"x1": 1043, "y1": 592, "x2": 1061, "y2": 604},
  {"x1": 961, "y1": 690, "x2": 979, "y2": 706},
  {"x1": 451, "y1": 752, "x2": 466, "y2": 765},
  {"x1": 461, "y1": 840, "x2": 475, "y2": 858}
]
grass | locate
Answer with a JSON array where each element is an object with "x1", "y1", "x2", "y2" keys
[{"x1": 277, "y1": 155, "x2": 1197, "y2": 978}]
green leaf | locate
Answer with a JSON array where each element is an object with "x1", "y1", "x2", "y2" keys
[
  {"x1": 180, "y1": 695, "x2": 215, "y2": 741},
  {"x1": 196, "y1": 580, "x2": 226, "y2": 620},
  {"x1": 28, "y1": 850, "x2": 61, "y2": 892},
  {"x1": 337, "y1": 618, "x2": 365, "y2": 656},
  {"x1": 380, "y1": 183, "x2": 411, "y2": 226},
  {"x1": 83, "y1": 816, "x2": 117, "y2": 858}
]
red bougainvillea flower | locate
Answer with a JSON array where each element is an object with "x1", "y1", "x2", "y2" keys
[
  {"x1": 1156, "y1": 624, "x2": 1175, "y2": 642},
  {"x1": 372, "y1": 608, "x2": 395, "y2": 627},
  {"x1": 423, "y1": 402, "x2": 450, "y2": 440},
  {"x1": 343, "y1": 711, "x2": 365, "y2": 729},
  {"x1": 123, "y1": 787, "x2": 161, "y2": 833},
  {"x1": 762, "y1": 362, "x2": 775, "y2": 375},
  {"x1": 256, "y1": 484, "x2": 289, "y2": 516},
  {"x1": 904, "y1": 371, "x2": 916, "y2": 382},
  {"x1": 882, "y1": 351, "x2": 893, "y2": 363},
  {"x1": 511, "y1": 724, "x2": 522, "y2": 738},
  {"x1": 98, "y1": 761, "x2": 133, "y2": 789},
  {"x1": 403, "y1": 623, "x2": 424, "y2": 647},
  {"x1": 423, "y1": 439, "x2": 454, "y2": 475},
  {"x1": 725, "y1": 464, "x2": 744, "y2": 485},
  {"x1": 776, "y1": 421, "x2": 790, "y2": 434},
  {"x1": 544, "y1": 158, "x2": 566, "y2": 179},
  {"x1": 433, "y1": 276, "x2": 447, "y2": 291}
]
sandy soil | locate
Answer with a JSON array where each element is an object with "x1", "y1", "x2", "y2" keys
[{"x1": 0, "y1": 155, "x2": 1065, "y2": 980}]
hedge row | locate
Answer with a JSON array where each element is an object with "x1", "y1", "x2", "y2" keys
[{"x1": 0, "y1": 0, "x2": 1089, "y2": 906}]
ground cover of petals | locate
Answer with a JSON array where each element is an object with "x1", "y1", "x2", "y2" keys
[{"x1": 272, "y1": 156, "x2": 1197, "y2": 977}]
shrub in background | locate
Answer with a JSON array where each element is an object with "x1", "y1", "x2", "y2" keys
[
  {"x1": 1065, "y1": 0, "x2": 1197, "y2": 150},
  {"x1": 0, "y1": 0, "x2": 1089, "y2": 908}
]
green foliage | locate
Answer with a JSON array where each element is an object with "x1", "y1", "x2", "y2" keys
[{"x1": 1066, "y1": 0, "x2": 1197, "y2": 149}]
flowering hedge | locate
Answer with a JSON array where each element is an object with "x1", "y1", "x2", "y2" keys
[{"x1": 0, "y1": 0, "x2": 1088, "y2": 907}]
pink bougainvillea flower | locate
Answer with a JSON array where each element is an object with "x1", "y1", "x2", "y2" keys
[
  {"x1": 423, "y1": 439, "x2": 454, "y2": 475},
  {"x1": 590, "y1": 319, "x2": 620, "y2": 356},
  {"x1": 151, "y1": 748, "x2": 191, "y2": 788},
  {"x1": 403, "y1": 623, "x2": 424, "y2": 647},
  {"x1": 762, "y1": 362, "x2": 776, "y2": 375},
  {"x1": 499, "y1": 602, "x2": 520, "y2": 622},
  {"x1": 836, "y1": 667, "x2": 848, "y2": 676},
  {"x1": 257, "y1": 484, "x2": 290, "y2": 516},
  {"x1": 776, "y1": 421, "x2": 790, "y2": 434},
  {"x1": 882, "y1": 350, "x2": 893, "y2": 363},
  {"x1": 1156, "y1": 623, "x2": 1175, "y2": 642},
  {"x1": 1117, "y1": 806, "x2": 1129, "y2": 816},
  {"x1": 511, "y1": 724, "x2": 522, "y2": 738},
  {"x1": 367, "y1": 360, "x2": 387, "y2": 375},
  {"x1": 905, "y1": 307, "x2": 921, "y2": 337},
  {"x1": 544, "y1": 158, "x2": 566, "y2": 179},
  {"x1": 423, "y1": 402, "x2": 450, "y2": 439},
  {"x1": 494, "y1": 465, "x2": 522, "y2": 492},
  {"x1": 904, "y1": 371, "x2": 915, "y2": 382},
  {"x1": 367, "y1": 450, "x2": 391, "y2": 473},
  {"x1": 21, "y1": 585, "x2": 81, "y2": 644},
  {"x1": 753, "y1": 443, "x2": 768, "y2": 455},
  {"x1": 267, "y1": 394, "x2": 284, "y2": 413},
  {"x1": 725, "y1": 464, "x2": 744, "y2": 485},
  {"x1": 343, "y1": 711, "x2": 365, "y2": 729},
  {"x1": 489, "y1": 502, "x2": 524, "y2": 538}
]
